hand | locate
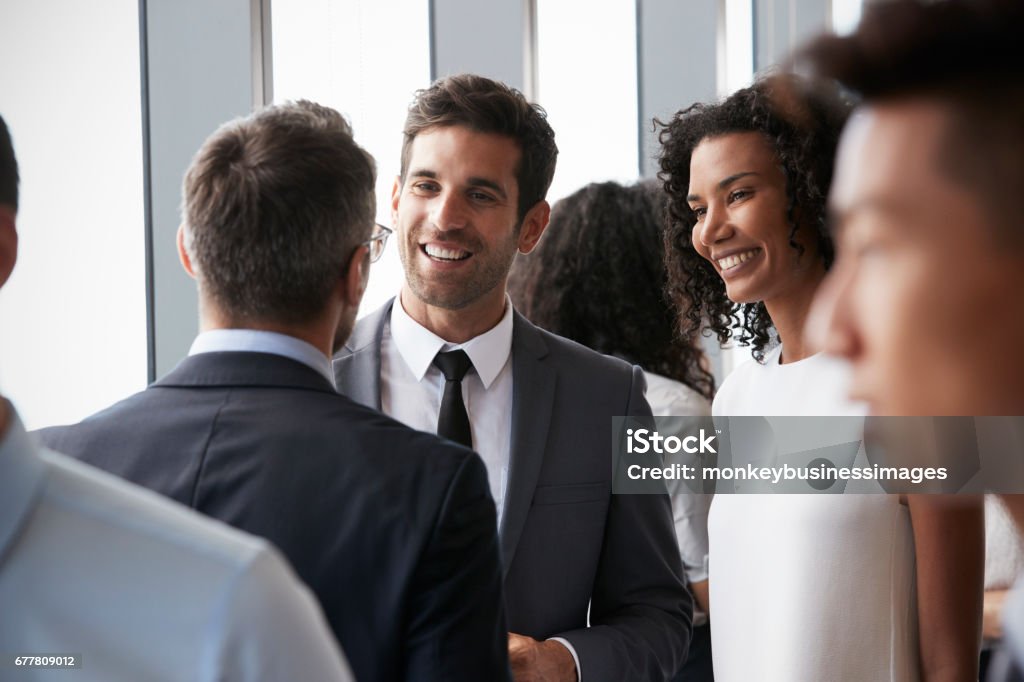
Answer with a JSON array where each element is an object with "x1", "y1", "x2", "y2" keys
[
  {"x1": 983, "y1": 589, "x2": 1009, "y2": 641},
  {"x1": 508, "y1": 632, "x2": 578, "y2": 682},
  {"x1": 690, "y1": 578, "x2": 711, "y2": 616}
]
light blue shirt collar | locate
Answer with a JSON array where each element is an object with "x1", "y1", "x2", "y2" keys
[
  {"x1": 188, "y1": 330, "x2": 337, "y2": 389},
  {"x1": 390, "y1": 295, "x2": 514, "y2": 389},
  {"x1": 0, "y1": 402, "x2": 46, "y2": 566}
]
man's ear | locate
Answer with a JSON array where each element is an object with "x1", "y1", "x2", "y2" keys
[
  {"x1": 0, "y1": 205, "x2": 18, "y2": 289},
  {"x1": 390, "y1": 175, "x2": 402, "y2": 226},
  {"x1": 177, "y1": 224, "x2": 196, "y2": 279},
  {"x1": 517, "y1": 200, "x2": 551, "y2": 255},
  {"x1": 342, "y1": 245, "x2": 369, "y2": 308}
]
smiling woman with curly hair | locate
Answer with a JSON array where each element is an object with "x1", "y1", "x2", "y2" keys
[
  {"x1": 658, "y1": 74, "x2": 847, "y2": 362},
  {"x1": 657, "y1": 72, "x2": 983, "y2": 682}
]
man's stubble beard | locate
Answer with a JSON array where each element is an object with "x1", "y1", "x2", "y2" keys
[{"x1": 399, "y1": 223, "x2": 521, "y2": 311}]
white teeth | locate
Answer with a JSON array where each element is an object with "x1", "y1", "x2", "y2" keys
[
  {"x1": 717, "y1": 249, "x2": 759, "y2": 271},
  {"x1": 424, "y1": 244, "x2": 470, "y2": 261}
]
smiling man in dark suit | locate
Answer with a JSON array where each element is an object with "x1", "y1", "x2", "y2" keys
[
  {"x1": 37, "y1": 101, "x2": 509, "y2": 682},
  {"x1": 334, "y1": 74, "x2": 692, "y2": 682}
]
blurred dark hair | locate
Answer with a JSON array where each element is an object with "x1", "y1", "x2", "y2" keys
[
  {"x1": 0, "y1": 115, "x2": 18, "y2": 210},
  {"x1": 657, "y1": 75, "x2": 851, "y2": 361},
  {"x1": 183, "y1": 100, "x2": 376, "y2": 325},
  {"x1": 400, "y1": 73, "x2": 558, "y2": 221},
  {"x1": 509, "y1": 180, "x2": 714, "y2": 400},
  {"x1": 801, "y1": 0, "x2": 1024, "y2": 238}
]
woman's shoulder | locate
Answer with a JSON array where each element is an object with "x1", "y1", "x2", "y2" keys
[
  {"x1": 711, "y1": 347, "x2": 777, "y2": 415},
  {"x1": 712, "y1": 345, "x2": 864, "y2": 416},
  {"x1": 644, "y1": 371, "x2": 711, "y2": 416}
]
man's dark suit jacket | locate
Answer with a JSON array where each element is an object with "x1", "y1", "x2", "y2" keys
[
  {"x1": 335, "y1": 301, "x2": 693, "y2": 681},
  {"x1": 37, "y1": 351, "x2": 510, "y2": 682}
]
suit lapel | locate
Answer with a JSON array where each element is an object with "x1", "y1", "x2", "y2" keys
[
  {"x1": 336, "y1": 303, "x2": 554, "y2": 575},
  {"x1": 333, "y1": 300, "x2": 392, "y2": 411},
  {"x1": 500, "y1": 312, "x2": 555, "y2": 576}
]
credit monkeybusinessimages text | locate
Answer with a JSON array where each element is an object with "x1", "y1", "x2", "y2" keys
[{"x1": 624, "y1": 428, "x2": 949, "y2": 485}]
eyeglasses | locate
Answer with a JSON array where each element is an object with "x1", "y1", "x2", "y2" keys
[{"x1": 363, "y1": 223, "x2": 392, "y2": 263}]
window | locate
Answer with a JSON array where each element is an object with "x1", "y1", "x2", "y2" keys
[
  {"x1": 272, "y1": 0, "x2": 431, "y2": 315},
  {"x1": 0, "y1": 0, "x2": 147, "y2": 429},
  {"x1": 536, "y1": 0, "x2": 639, "y2": 205},
  {"x1": 721, "y1": 0, "x2": 754, "y2": 96},
  {"x1": 832, "y1": 0, "x2": 863, "y2": 36}
]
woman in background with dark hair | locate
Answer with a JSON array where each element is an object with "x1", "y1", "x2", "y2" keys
[
  {"x1": 510, "y1": 180, "x2": 713, "y2": 405},
  {"x1": 658, "y1": 74, "x2": 982, "y2": 681},
  {"x1": 509, "y1": 179, "x2": 715, "y2": 681}
]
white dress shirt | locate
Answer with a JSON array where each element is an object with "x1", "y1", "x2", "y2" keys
[
  {"x1": 381, "y1": 297, "x2": 584, "y2": 678},
  {"x1": 382, "y1": 297, "x2": 513, "y2": 520},
  {"x1": 189, "y1": 329, "x2": 336, "y2": 388},
  {"x1": 0, "y1": 402, "x2": 352, "y2": 681},
  {"x1": 645, "y1": 370, "x2": 712, "y2": 628},
  {"x1": 708, "y1": 346, "x2": 916, "y2": 681}
]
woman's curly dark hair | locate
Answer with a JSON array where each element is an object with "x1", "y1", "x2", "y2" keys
[
  {"x1": 657, "y1": 74, "x2": 851, "y2": 362},
  {"x1": 508, "y1": 180, "x2": 715, "y2": 400}
]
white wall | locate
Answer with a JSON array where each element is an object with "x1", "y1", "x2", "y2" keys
[
  {"x1": 272, "y1": 0, "x2": 431, "y2": 317},
  {"x1": 0, "y1": 0, "x2": 148, "y2": 429},
  {"x1": 537, "y1": 0, "x2": 640, "y2": 205}
]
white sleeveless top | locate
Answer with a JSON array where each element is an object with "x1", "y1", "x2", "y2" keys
[{"x1": 709, "y1": 346, "x2": 919, "y2": 681}]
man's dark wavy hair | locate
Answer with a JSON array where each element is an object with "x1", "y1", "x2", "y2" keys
[
  {"x1": 400, "y1": 73, "x2": 557, "y2": 222},
  {"x1": 656, "y1": 75, "x2": 850, "y2": 362},
  {"x1": 508, "y1": 180, "x2": 714, "y2": 400},
  {"x1": 800, "y1": 0, "x2": 1024, "y2": 239}
]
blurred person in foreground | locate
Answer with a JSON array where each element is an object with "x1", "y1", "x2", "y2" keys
[
  {"x1": 0, "y1": 116, "x2": 353, "y2": 680},
  {"x1": 508, "y1": 179, "x2": 715, "y2": 681},
  {"x1": 800, "y1": 0, "x2": 1024, "y2": 678},
  {"x1": 984, "y1": 497, "x2": 1024, "y2": 678},
  {"x1": 36, "y1": 102, "x2": 509, "y2": 682},
  {"x1": 658, "y1": 73, "x2": 983, "y2": 681}
]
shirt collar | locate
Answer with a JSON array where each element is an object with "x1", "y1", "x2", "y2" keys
[
  {"x1": 0, "y1": 401, "x2": 47, "y2": 567},
  {"x1": 390, "y1": 295, "x2": 514, "y2": 389},
  {"x1": 189, "y1": 329, "x2": 336, "y2": 389}
]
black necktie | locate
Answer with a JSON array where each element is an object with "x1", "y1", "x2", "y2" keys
[{"x1": 433, "y1": 349, "x2": 474, "y2": 449}]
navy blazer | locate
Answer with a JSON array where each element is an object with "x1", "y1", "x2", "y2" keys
[
  {"x1": 38, "y1": 351, "x2": 510, "y2": 682},
  {"x1": 335, "y1": 301, "x2": 693, "y2": 681}
]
